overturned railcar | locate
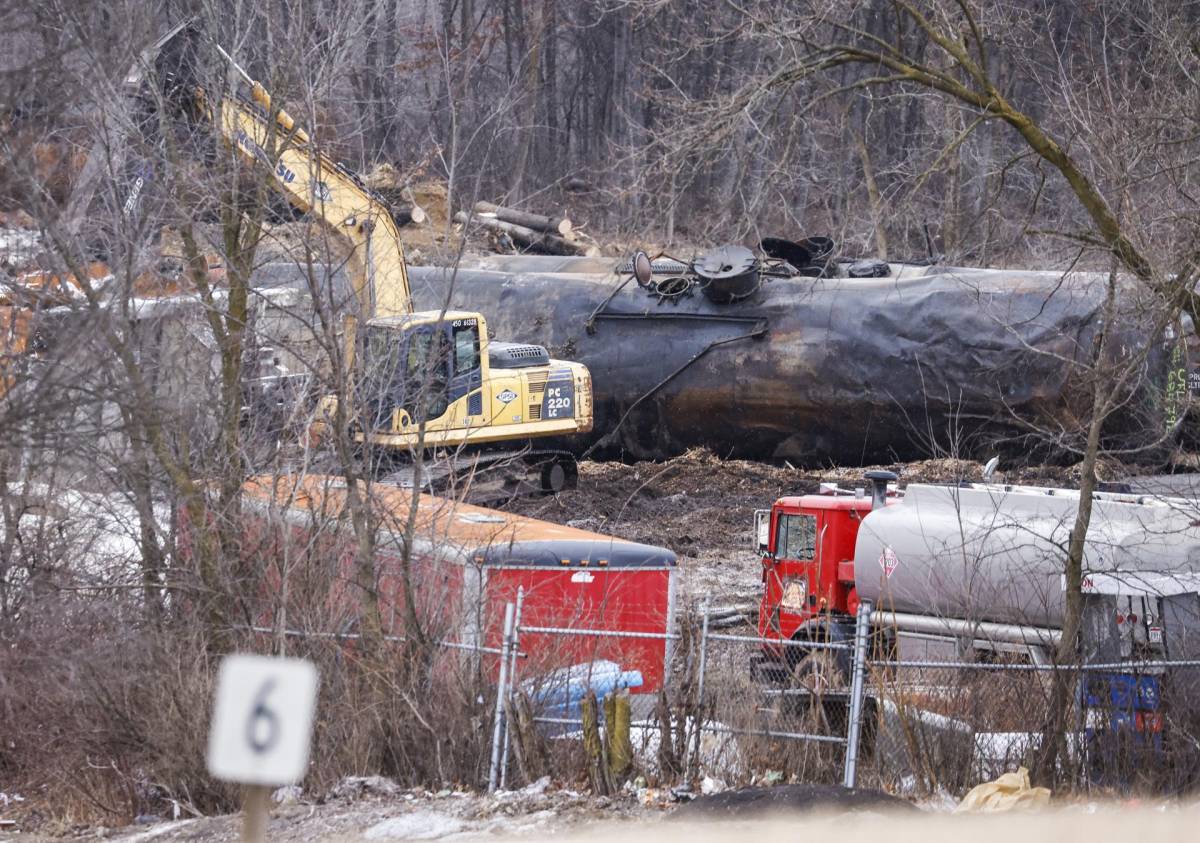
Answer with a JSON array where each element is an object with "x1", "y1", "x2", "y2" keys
[{"x1": 406, "y1": 254, "x2": 1194, "y2": 464}]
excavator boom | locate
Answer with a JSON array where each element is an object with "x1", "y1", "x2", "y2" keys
[{"x1": 208, "y1": 51, "x2": 410, "y2": 319}]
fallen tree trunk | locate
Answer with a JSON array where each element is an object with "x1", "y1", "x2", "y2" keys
[
  {"x1": 392, "y1": 204, "x2": 427, "y2": 226},
  {"x1": 454, "y1": 211, "x2": 597, "y2": 257},
  {"x1": 474, "y1": 201, "x2": 572, "y2": 237}
]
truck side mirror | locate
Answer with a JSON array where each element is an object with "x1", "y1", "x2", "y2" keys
[{"x1": 754, "y1": 509, "x2": 771, "y2": 554}]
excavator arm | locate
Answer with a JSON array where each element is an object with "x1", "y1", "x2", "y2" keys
[{"x1": 203, "y1": 51, "x2": 411, "y2": 319}]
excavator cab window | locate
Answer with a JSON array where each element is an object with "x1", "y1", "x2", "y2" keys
[
  {"x1": 453, "y1": 323, "x2": 480, "y2": 375},
  {"x1": 360, "y1": 326, "x2": 451, "y2": 428},
  {"x1": 403, "y1": 327, "x2": 451, "y2": 421},
  {"x1": 360, "y1": 327, "x2": 406, "y2": 430},
  {"x1": 448, "y1": 320, "x2": 483, "y2": 410}
]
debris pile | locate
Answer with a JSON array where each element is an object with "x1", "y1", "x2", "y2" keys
[{"x1": 455, "y1": 200, "x2": 600, "y2": 257}]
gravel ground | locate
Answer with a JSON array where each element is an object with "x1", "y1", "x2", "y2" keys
[{"x1": 6, "y1": 777, "x2": 676, "y2": 843}]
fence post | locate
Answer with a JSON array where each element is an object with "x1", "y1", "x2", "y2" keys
[
  {"x1": 499, "y1": 587, "x2": 525, "y2": 790},
  {"x1": 697, "y1": 598, "x2": 711, "y2": 704},
  {"x1": 842, "y1": 600, "x2": 872, "y2": 789},
  {"x1": 688, "y1": 599, "x2": 712, "y2": 783},
  {"x1": 487, "y1": 602, "x2": 516, "y2": 793}
]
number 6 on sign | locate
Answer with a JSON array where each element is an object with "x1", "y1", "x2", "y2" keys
[{"x1": 207, "y1": 655, "x2": 319, "y2": 785}]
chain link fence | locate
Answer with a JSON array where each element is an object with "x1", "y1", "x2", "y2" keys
[{"x1": 486, "y1": 597, "x2": 1200, "y2": 798}]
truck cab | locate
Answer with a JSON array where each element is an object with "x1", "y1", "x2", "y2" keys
[{"x1": 756, "y1": 493, "x2": 873, "y2": 645}]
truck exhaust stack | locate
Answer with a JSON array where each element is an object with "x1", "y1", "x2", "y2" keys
[{"x1": 865, "y1": 470, "x2": 897, "y2": 511}]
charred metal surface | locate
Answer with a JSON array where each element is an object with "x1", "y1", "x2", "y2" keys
[{"x1": 403, "y1": 255, "x2": 1193, "y2": 464}]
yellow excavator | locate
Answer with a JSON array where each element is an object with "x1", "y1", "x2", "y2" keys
[{"x1": 147, "y1": 28, "x2": 592, "y2": 493}]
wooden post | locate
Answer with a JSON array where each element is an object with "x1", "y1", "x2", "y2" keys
[
  {"x1": 242, "y1": 784, "x2": 270, "y2": 843},
  {"x1": 510, "y1": 693, "x2": 548, "y2": 783},
  {"x1": 655, "y1": 689, "x2": 681, "y2": 777},
  {"x1": 581, "y1": 692, "x2": 611, "y2": 795}
]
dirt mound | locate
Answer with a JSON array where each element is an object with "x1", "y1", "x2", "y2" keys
[{"x1": 670, "y1": 783, "x2": 915, "y2": 818}]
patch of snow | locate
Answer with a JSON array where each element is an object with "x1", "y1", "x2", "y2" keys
[
  {"x1": 700, "y1": 776, "x2": 726, "y2": 795},
  {"x1": 117, "y1": 819, "x2": 199, "y2": 843},
  {"x1": 1, "y1": 482, "x2": 171, "y2": 582},
  {"x1": 521, "y1": 775, "x2": 551, "y2": 796},
  {"x1": 628, "y1": 717, "x2": 739, "y2": 774},
  {"x1": 330, "y1": 775, "x2": 402, "y2": 800},
  {"x1": 470, "y1": 809, "x2": 559, "y2": 838},
  {"x1": 273, "y1": 785, "x2": 303, "y2": 805},
  {"x1": 363, "y1": 811, "x2": 468, "y2": 840},
  {"x1": 879, "y1": 698, "x2": 972, "y2": 733},
  {"x1": 917, "y1": 787, "x2": 960, "y2": 812}
]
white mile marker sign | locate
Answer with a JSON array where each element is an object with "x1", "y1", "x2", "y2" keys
[{"x1": 207, "y1": 654, "x2": 319, "y2": 786}]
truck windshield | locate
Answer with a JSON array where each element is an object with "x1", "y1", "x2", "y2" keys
[{"x1": 777, "y1": 513, "x2": 817, "y2": 560}]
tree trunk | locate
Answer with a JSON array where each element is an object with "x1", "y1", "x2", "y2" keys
[
  {"x1": 1031, "y1": 269, "x2": 1118, "y2": 786},
  {"x1": 473, "y1": 201, "x2": 572, "y2": 235},
  {"x1": 854, "y1": 129, "x2": 888, "y2": 260}
]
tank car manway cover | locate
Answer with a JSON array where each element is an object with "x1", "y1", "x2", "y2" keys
[{"x1": 692, "y1": 245, "x2": 757, "y2": 280}]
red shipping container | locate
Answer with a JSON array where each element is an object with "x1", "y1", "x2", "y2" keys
[{"x1": 223, "y1": 475, "x2": 677, "y2": 693}]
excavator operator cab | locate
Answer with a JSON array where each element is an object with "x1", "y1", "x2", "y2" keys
[{"x1": 359, "y1": 314, "x2": 483, "y2": 432}]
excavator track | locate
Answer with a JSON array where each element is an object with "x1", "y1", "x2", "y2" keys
[{"x1": 374, "y1": 447, "x2": 578, "y2": 504}]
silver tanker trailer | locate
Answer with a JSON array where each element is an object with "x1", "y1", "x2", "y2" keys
[{"x1": 854, "y1": 477, "x2": 1200, "y2": 663}]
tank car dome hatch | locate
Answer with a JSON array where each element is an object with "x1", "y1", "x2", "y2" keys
[
  {"x1": 693, "y1": 244, "x2": 760, "y2": 304},
  {"x1": 631, "y1": 250, "x2": 654, "y2": 288},
  {"x1": 487, "y1": 341, "x2": 550, "y2": 369}
]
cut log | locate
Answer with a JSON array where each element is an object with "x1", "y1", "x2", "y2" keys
[
  {"x1": 454, "y1": 211, "x2": 598, "y2": 257},
  {"x1": 474, "y1": 201, "x2": 573, "y2": 237},
  {"x1": 581, "y1": 692, "x2": 613, "y2": 795},
  {"x1": 392, "y1": 204, "x2": 427, "y2": 227},
  {"x1": 604, "y1": 692, "x2": 633, "y2": 780}
]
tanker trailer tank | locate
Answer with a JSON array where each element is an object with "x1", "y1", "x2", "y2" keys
[
  {"x1": 853, "y1": 483, "x2": 1200, "y2": 631},
  {"x1": 404, "y1": 251, "x2": 1193, "y2": 465}
]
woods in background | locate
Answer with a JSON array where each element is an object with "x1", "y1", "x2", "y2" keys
[{"x1": 3, "y1": 1, "x2": 1196, "y2": 267}]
